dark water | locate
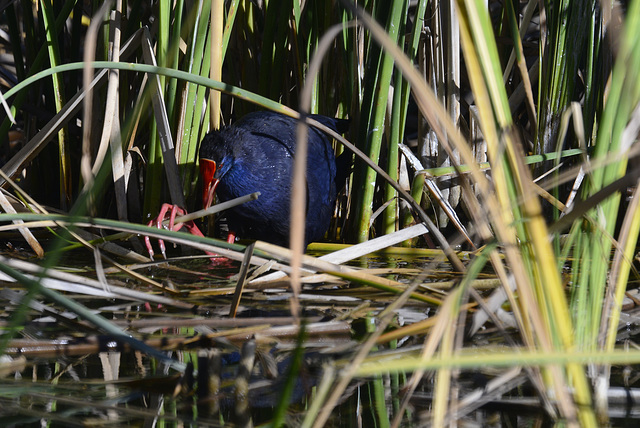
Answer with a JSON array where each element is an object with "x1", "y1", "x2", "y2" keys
[{"x1": 0, "y1": 246, "x2": 637, "y2": 426}]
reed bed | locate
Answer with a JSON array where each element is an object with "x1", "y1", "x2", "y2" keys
[{"x1": 0, "y1": 0, "x2": 639, "y2": 426}]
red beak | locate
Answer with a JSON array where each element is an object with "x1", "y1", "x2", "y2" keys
[{"x1": 200, "y1": 158, "x2": 219, "y2": 209}]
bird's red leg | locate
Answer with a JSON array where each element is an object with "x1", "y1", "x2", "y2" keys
[
  {"x1": 145, "y1": 203, "x2": 213, "y2": 259},
  {"x1": 145, "y1": 203, "x2": 175, "y2": 259},
  {"x1": 144, "y1": 159, "x2": 233, "y2": 262}
]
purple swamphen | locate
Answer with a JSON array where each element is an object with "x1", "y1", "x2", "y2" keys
[{"x1": 199, "y1": 111, "x2": 349, "y2": 248}]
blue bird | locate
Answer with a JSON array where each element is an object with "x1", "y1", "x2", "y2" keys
[{"x1": 199, "y1": 111, "x2": 349, "y2": 248}]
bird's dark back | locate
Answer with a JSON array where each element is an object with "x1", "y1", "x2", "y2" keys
[{"x1": 199, "y1": 111, "x2": 348, "y2": 246}]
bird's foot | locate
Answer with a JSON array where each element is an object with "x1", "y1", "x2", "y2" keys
[{"x1": 145, "y1": 203, "x2": 212, "y2": 259}]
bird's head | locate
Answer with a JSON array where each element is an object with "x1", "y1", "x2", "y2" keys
[
  {"x1": 199, "y1": 157, "x2": 218, "y2": 210},
  {"x1": 199, "y1": 128, "x2": 236, "y2": 209},
  {"x1": 200, "y1": 154, "x2": 234, "y2": 209}
]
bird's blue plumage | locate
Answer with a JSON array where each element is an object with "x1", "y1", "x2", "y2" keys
[{"x1": 199, "y1": 111, "x2": 348, "y2": 247}]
